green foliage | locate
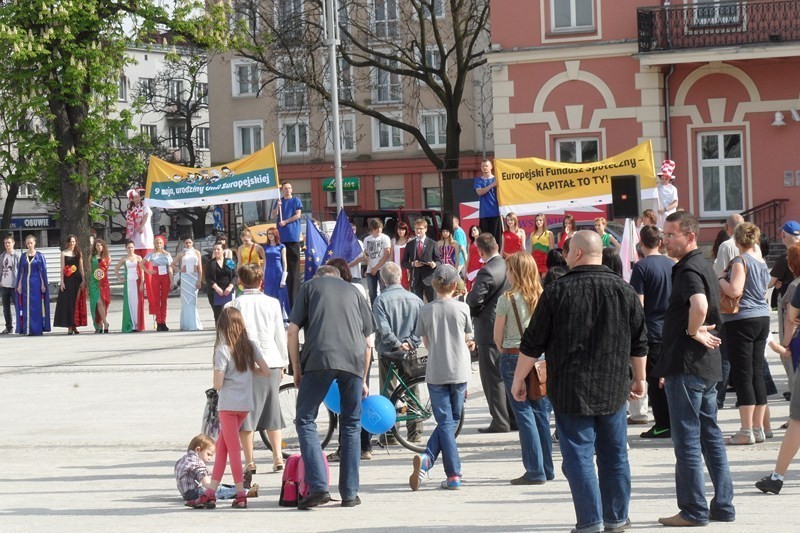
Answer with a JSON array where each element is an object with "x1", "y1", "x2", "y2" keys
[{"x1": 0, "y1": 0, "x2": 231, "y2": 211}]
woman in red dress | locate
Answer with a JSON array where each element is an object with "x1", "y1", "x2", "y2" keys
[
  {"x1": 502, "y1": 212, "x2": 525, "y2": 258},
  {"x1": 466, "y1": 225, "x2": 482, "y2": 292}
]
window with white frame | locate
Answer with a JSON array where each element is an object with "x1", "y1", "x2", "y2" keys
[
  {"x1": 17, "y1": 183, "x2": 37, "y2": 199},
  {"x1": 169, "y1": 125, "x2": 186, "y2": 148},
  {"x1": 556, "y1": 137, "x2": 599, "y2": 163},
  {"x1": 326, "y1": 114, "x2": 356, "y2": 153},
  {"x1": 339, "y1": 57, "x2": 353, "y2": 100},
  {"x1": 234, "y1": 120, "x2": 263, "y2": 157},
  {"x1": 280, "y1": 119, "x2": 309, "y2": 155},
  {"x1": 373, "y1": 0, "x2": 399, "y2": 39},
  {"x1": 698, "y1": 132, "x2": 744, "y2": 216},
  {"x1": 327, "y1": 189, "x2": 358, "y2": 206},
  {"x1": 140, "y1": 124, "x2": 158, "y2": 145},
  {"x1": 373, "y1": 60, "x2": 401, "y2": 103},
  {"x1": 118, "y1": 75, "x2": 128, "y2": 101},
  {"x1": 373, "y1": 115, "x2": 403, "y2": 151},
  {"x1": 422, "y1": 47, "x2": 443, "y2": 85},
  {"x1": 138, "y1": 77, "x2": 155, "y2": 100},
  {"x1": 338, "y1": 1, "x2": 351, "y2": 40},
  {"x1": 428, "y1": 0, "x2": 444, "y2": 19},
  {"x1": 232, "y1": 61, "x2": 259, "y2": 96},
  {"x1": 694, "y1": 0, "x2": 740, "y2": 26},
  {"x1": 551, "y1": 0, "x2": 594, "y2": 32},
  {"x1": 421, "y1": 111, "x2": 446, "y2": 148},
  {"x1": 195, "y1": 82, "x2": 208, "y2": 105},
  {"x1": 233, "y1": 1, "x2": 258, "y2": 34},
  {"x1": 276, "y1": 0, "x2": 304, "y2": 40},
  {"x1": 196, "y1": 127, "x2": 210, "y2": 150},
  {"x1": 278, "y1": 59, "x2": 307, "y2": 110},
  {"x1": 168, "y1": 79, "x2": 185, "y2": 103}
]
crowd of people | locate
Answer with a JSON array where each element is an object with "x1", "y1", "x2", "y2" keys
[{"x1": 4, "y1": 167, "x2": 800, "y2": 527}]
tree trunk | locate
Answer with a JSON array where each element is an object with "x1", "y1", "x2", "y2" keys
[
  {"x1": 51, "y1": 99, "x2": 92, "y2": 255},
  {"x1": 1, "y1": 182, "x2": 19, "y2": 230}
]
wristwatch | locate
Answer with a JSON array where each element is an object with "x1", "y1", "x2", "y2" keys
[{"x1": 686, "y1": 329, "x2": 697, "y2": 337}]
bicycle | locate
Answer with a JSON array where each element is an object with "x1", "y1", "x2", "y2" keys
[
  {"x1": 259, "y1": 381, "x2": 337, "y2": 459},
  {"x1": 379, "y1": 348, "x2": 465, "y2": 453}
]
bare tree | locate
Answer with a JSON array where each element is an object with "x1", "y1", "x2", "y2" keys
[
  {"x1": 231, "y1": 0, "x2": 490, "y2": 208},
  {"x1": 133, "y1": 43, "x2": 213, "y2": 239}
]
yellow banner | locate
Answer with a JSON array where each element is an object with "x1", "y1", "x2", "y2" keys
[
  {"x1": 495, "y1": 141, "x2": 657, "y2": 215},
  {"x1": 145, "y1": 143, "x2": 281, "y2": 209}
]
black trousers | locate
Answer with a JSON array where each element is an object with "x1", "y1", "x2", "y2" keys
[
  {"x1": 285, "y1": 241, "x2": 301, "y2": 308},
  {"x1": 0, "y1": 286, "x2": 15, "y2": 331},
  {"x1": 479, "y1": 216, "x2": 503, "y2": 247},
  {"x1": 646, "y1": 342, "x2": 670, "y2": 428},
  {"x1": 726, "y1": 316, "x2": 770, "y2": 406}
]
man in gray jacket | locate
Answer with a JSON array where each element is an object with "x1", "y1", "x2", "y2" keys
[{"x1": 466, "y1": 233, "x2": 513, "y2": 433}]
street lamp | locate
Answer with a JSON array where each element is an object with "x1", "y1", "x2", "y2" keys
[{"x1": 322, "y1": 0, "x2": 344, "y2": 215}]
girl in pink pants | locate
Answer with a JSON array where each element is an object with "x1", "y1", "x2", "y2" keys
[{"x1": 193, "y1": 307, "x2": 270, "y2": 509}]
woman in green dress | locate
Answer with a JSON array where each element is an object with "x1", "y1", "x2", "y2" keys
[{"x1": 89, "y1": 239, "x2": 111, "y2": 333}]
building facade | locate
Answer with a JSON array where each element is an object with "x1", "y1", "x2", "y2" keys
[
  {"x1": 488, "y1": 0, "x2": 800, "y2": 241},
  {"x1": 207, "y1": 0, "x2": 493, "y2": 225}
]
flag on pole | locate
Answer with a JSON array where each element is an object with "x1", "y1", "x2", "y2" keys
[
  {"x1": 325, "y1": 209, "x2": 362, "y2": 263},
  {"x1": 304, "y1": 216, "x2": 328, "y2": 281}
]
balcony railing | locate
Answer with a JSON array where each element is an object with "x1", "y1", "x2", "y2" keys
[
  {"x1": 740, "y1": 198, "x2": 789, "y2": 243},
  {"x1": 638, "y1": 0, "x2": 800, "y2": 53}
]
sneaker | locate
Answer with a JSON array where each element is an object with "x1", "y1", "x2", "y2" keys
[
  {"x1": 753, "y1": 427, "x2": 766, "y2": 443},
  {"x1": 440, "y1": 476, "x2": 462, "y2": 490},
  {"x1": 361, "y1": 450, "x2": 373, "y2": 460},
  {"x1": 755, "y1": 475, "x2": 783, "y2": 495},
  {"x1": 341, "y1": 495, "x2": 362, "y2": 507},
  {"x1": 640, "y1": 426, "x2": 671, "y2": 439},
  {"x1": 327, "y1": 449, "x2": 341, "y2": 462},
  {"x1": 409, "y1": 454, "x2": 430, "y2": 491},
  {"x1": 189, "y1": 493, "x2": 216, "y2": 509},
  {"x1": 605, "y1": 518, "x2": 632, "y2": 532},
  {"x1": 297, "y1": 491, "x2": 331, "y2": 510}
]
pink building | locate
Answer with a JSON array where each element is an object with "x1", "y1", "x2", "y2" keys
[{"x1": 488, "y1": 0, "x2": 800, "y2": 242}]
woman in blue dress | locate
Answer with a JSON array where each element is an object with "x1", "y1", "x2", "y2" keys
[
  {"x1": 263, "y1": 227, "x2": 290, "y2": 320},
  {"x1": 16, "y1": 234, "x2": 51, "y2": 336}
]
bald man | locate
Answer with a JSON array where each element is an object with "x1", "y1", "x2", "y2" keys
[{"x1": 512, "y1": 230, "x2": 647, "y2": 532}]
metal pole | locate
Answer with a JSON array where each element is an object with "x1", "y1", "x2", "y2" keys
[{"x1": 323, "y1": 0, "x2": 344, "y2": 215}]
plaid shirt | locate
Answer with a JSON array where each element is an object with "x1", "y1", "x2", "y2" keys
[{"x1": 174, "y1": 450, "x2": 208, "y2": 498}]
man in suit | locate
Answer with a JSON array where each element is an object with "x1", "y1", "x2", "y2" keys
[
  {"x1": 466, "y1": 233, "x2": 514, "y2": 433},
  {"x1": 402, "y1": 218, "x2": 440, "y2": 303}
]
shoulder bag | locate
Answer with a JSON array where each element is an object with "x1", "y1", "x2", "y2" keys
[
  {"x1": 720, "y1": 256, "x2": 747, "y2": 314},
  {"x1": 510, "y1": 296, "x2": 547, "y2": 401}
]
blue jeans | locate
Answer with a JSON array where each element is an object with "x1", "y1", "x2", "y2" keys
[
  {"x1": 498, "y1": 354, "x2": 554, "y2": 481},
  {"x1": 664, "y1": 373, "x2": 735, "y2": 524},
  {"x1": 296, "y1": 369, "x2": 363, "y2": 500},
  {"x1": 555, "y1": 404, "x2": 630, "y2": 533},
  {"x1": 183, "y1": 484, "x2": 238, "y2": 501},
  {"x1": 423, "y1": 383, "x2": 467, "y2": 478}
]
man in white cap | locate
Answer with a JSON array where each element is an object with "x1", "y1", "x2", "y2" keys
[{"x1": 656, "y1": 160, "x2": 678, "y2": 228}]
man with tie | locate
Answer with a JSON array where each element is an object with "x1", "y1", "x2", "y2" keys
[{"x1": 402, "y1": 218, "x2": 440, "y2": 303}]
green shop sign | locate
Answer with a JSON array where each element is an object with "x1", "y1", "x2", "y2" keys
[{"x1": 322, "y1": 177, "x2": 360, "y2": 191}]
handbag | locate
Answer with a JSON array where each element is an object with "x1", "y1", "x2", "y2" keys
[
  {"x1": 201, "y1": 388, "x2": 220, "y2": 440},
  {"x1": 510, "y1": 296, "x2": 547, "y2": 401},
  {"x1": 720, "y1": 257, "x2": 747, "y2": 314}
]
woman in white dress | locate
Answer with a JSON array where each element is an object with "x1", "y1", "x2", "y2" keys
[
  {"x1": 114, "y1": 241, "x2": 150, "y2": 332},
  {"x1": 174, "y1": 236, "x2": 203, "y2": 331}
]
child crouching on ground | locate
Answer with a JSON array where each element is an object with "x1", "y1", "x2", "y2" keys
[
  {"x1": 409, "y1": 264, "x2": 474, "y2": 491},
  {"x1": 175, "y1": 434, "x2": 259, "y2": 508}
]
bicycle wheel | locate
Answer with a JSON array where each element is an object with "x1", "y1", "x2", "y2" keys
[
  {"x1": 389, "y1": 376, "x2": 466, "y2": 453},
  {"x1": 259, "y1": 382, "x2": 337, "y2": 458}
]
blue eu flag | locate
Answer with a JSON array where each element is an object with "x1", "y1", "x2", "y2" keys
[
  {"x1": 304, "y1": 216, "x2": 328, "y2": 281},
  {"x1": 325, "y1": 209, "x2": 361, "y2": 264}
]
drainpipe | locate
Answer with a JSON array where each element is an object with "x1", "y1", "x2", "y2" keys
[
  {"x1": 664, "y1": 64, "x2": 674, "y2": 159},
  {"x1": 662, "y1": 1, "x2": 674, "y2": 158}
]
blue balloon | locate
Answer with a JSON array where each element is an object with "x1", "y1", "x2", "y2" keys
[
  {"x1": 324, "y1": 380, "x2": 341, "y2": 414},
  {"x1": 360, "y1": 395, "x2": 397, "y2": 434}
]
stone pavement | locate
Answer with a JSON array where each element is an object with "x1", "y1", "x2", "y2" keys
[{"x1": 0, "y1": 296, "x2": 796, "y2": 532}]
